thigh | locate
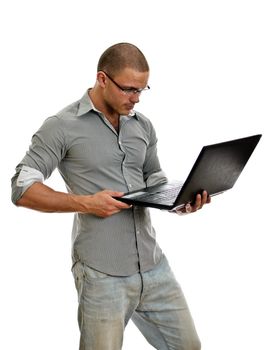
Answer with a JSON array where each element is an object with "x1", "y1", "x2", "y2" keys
[
  {"x1": 72, "y1": 262, "x2": 141, "y2": 350},
  {"x1": 132, "y1": 257, "x2": 201, "y2": 350}
]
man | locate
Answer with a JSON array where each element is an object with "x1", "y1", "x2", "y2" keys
[{"x1": 11, "y1": 43, "x2": 210, "y2": 350}]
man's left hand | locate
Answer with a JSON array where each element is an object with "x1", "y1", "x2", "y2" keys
[{"x1": 174, "y1": 190, "x2": 211, "y2": 215}]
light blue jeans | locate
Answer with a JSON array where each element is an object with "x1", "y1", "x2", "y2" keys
[{"x1": 72, "y1": 256, "x2": 201, "y2": 350}]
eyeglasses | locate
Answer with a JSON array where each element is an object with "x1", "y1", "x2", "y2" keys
[{"x1": 102, "y1": 71, "x2": 150, "y2": 95}]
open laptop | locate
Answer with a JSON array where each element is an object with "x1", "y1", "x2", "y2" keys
[{"x1": 114, "y1": 134, "x2": 262, "y2": 210}]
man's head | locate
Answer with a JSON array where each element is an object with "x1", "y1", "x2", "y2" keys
[
  {"x1": 97, "y1": 42, "x2": 149, "y2": 77},
  {"x1": 92, "y1": 43, "x2": 150, "y2": 116}
]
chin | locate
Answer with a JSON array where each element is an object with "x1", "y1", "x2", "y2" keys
[
  {"x1": 124, "y1": 106, "x2": 134, "y2": 114},
  {"x1": 120, "y1": 109, "x2": 132, "y2": 116}
]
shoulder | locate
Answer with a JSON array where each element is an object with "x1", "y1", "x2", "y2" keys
[
  {"x1": 134, "y1": 111, "x2": 155, "y2": 130},
  {"x1": 134, "y1": 110, "x2": 157, "y2": 139},
  {"x1": 39, "y1": 96, "x2": 84, "y2": 134},
  {"x1": 55, "y1": 98, "x2": 82, "y2": 121}
]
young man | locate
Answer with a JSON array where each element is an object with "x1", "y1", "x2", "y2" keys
[{"x1": 11, "y1": 43, "x2": 210, "y2": 350}]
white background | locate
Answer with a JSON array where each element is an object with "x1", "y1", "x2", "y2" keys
[{"x1": 1, "y1": 1, "x2": 272, "y2": 349}]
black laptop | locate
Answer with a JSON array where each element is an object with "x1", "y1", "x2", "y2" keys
[{"x1": 115, "y1": 134, "x2": 262, "y2": 210}]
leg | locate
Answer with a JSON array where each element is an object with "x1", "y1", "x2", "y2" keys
[
  {"x1": 72, "y1": 262, "x2": 142, "y2": 350},
  {"x1": 132, "y1": 256, "x2": 201, "y2": 350}
]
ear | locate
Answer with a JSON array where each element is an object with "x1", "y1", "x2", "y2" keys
[{"x1": 97, "y1": 71, "x2": 106, "y2": 88}]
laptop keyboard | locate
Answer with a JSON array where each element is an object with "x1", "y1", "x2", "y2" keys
[{"x1": 134, "y1": 182, "x2": 183, "y2": 204}]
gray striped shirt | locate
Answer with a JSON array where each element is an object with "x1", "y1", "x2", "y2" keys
[{"x1": 11, "y1": 90, "x2": 167, "y2": 276}]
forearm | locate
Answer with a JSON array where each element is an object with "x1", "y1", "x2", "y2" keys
[
  {"x1": 16, "y1": 182, "x2": 86, "y2": 213},
  {"x1": 16, "y1": 182, "x2": 130, "y2": 217}
]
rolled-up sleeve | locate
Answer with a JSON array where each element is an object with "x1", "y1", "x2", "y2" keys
[{"x1": 11, "y1": 116, "x2": 66, "y2": 204}]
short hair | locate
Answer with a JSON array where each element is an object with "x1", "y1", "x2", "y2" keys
[{"x1": 97, "y1": 43, "x2": 149, "y2": 77}]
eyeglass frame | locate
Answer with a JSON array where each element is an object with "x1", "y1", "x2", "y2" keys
[{"x1": 101, "y1": 70, "x2": 150, "y2": 95}]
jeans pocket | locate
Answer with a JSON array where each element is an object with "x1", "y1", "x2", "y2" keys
[
  {"x1": 83, "y1": 263, "x2": 110, "y2": 282},
  {"x1": 72, "y1": 261, "x2": 85, "y2": 298}
]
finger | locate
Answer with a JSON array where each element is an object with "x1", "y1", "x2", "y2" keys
[
  {"x1": 101, "y1": 202, "x2": 130, "y2": 217},
  {"x1": 192, "y1": 193, "x2": 202, "y2": 211},
  {"x1": 102, "y1": 191, "x2": 131, "y2": 210},
  {"x1": 104, "y1": 190, "x2": 125, "y2": 197},
  {"x1": 185, "y1": 203, "x2": 192, "y2": 213},
  {"x1": 103, "y1": 190, "x2": 131, "y2": 208},
  {"x1": 115, "y1": 200, "x2": 132, "y2": 209},
  {"x1": 201, "y1": 191, "x2": 208, "y2": 206},
  {"x1": 202, "y1": 190, "x2": 212, "y2": 205},
  {"x1": 109, "y1": 196, "x2": 131, "y2": 209},
  {"x1": 196, "y1": 191, "x2": 211, "y2": 210}
]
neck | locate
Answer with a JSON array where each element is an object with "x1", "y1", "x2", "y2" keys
[{"x1": 88, "y1": 87, "x2": 119, "y2": 130}]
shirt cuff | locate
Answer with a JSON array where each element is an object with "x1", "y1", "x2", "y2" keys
[
  {"x1": 146, "y1": 170, "x2": 168, "y2": 187},
  {"x1": 16, "y1": 165, "x2": 45, "y2": 195}
]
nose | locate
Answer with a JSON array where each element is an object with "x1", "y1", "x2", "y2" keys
[{"x1": 129, "y1": 92, "x2": 140, "y2": 104}]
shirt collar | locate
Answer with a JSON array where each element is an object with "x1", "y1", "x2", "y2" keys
[
  {"x1": 75, "y1": 90, "x2": 95, "y2": 117},
  {"x1": 76, "y1": 89, "x2": 139, "y2": 120}
]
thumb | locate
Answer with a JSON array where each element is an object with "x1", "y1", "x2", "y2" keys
[{"x1": 104, "y1": 190, "x2": 124, "y2": 198}]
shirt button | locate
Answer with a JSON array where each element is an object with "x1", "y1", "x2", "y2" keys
[
  {"x1": 129, "y1": 184, "x2": 132, "y2": 188},
  {"x1": 136, "y1": 230, "x2": 140, "y2": 234}
]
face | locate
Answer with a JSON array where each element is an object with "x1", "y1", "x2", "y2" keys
[{"x1": 98, "y1": 68, "x2": 150, "y2": 116}]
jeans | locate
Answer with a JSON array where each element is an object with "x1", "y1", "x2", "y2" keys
[{"x1": 72, "y1": 255, "x2": 201, "y2": 350}]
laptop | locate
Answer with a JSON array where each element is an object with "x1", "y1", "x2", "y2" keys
[{"x1": 114, "y1": 134, "x2": 262, "y2": 210}]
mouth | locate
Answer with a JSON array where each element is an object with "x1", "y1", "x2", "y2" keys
[{"x1": 125, "y1": 104, "x2": 134, "y2": 110}]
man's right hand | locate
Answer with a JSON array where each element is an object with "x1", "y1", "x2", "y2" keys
[{"x1": 80, "y1": 190, "x2": 131, "y2": 218}]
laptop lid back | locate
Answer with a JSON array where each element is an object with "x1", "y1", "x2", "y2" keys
[{"x1": 173, "y1": 134, "x2": 262, "y2": 207}]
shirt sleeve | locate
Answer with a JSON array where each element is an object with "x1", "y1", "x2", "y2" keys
[
  {"x1": 143, "y1": 121, "x2": 168, "y2": 187},
  {"x1": 11, "y1": 116, "x2": 67, "y2": 204}
]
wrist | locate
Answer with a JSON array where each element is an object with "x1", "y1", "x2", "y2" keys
[{"x1": 69, "y1": 193, "x2": 94, "y2": 213}]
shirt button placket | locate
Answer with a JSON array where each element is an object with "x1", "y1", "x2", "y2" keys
[
  {"x1": 134, "y1": 206, "x2": 144, "y2": 272},
  {"x1": 134, "y1": 207, "x2": 141, "y2": 235},
  {"x1": 118, "y1": 134, "x2": 133, "y2": 191}
]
